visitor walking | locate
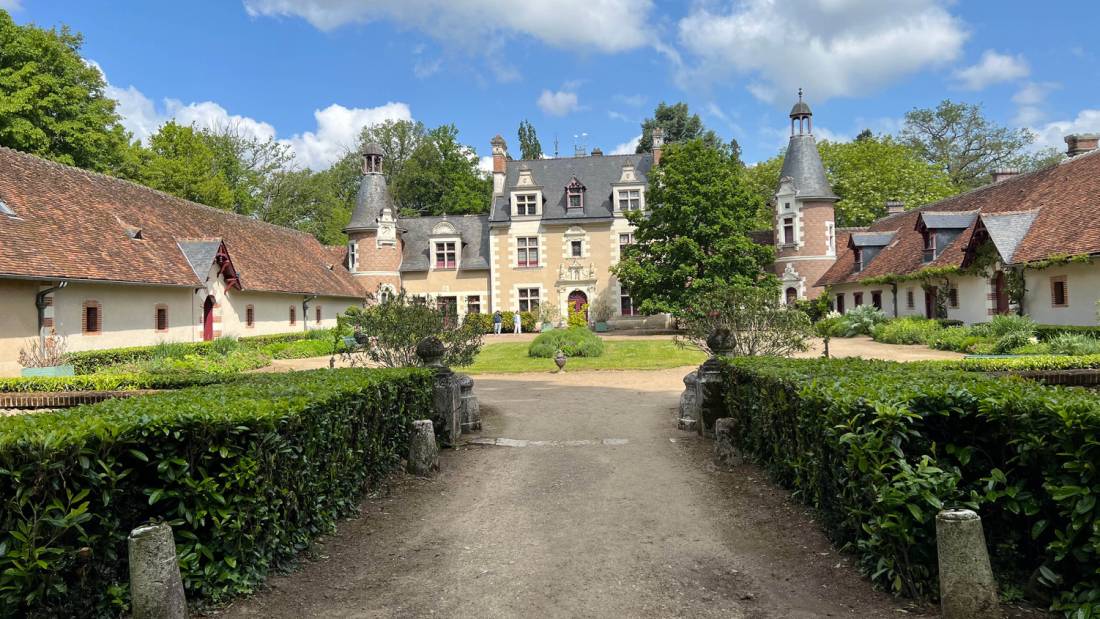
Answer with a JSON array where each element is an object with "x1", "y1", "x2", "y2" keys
[
  {"x1": 513, "y1": 311, "x2": 522, "y2": 334},
  {"x1": 493, "y1": 311, "x2": 503, "y2": 335}
]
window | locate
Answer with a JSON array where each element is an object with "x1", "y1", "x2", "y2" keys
[
  {"x1": 518, "y1": 288, "x2": 540, "y2": 312},
  {"x1": 568, "y1": 193, "x2": 582, "y2": 208},
  {"x1": 347, "y1": 241, "x2": 357, "y2": 271},
  {"x1": 289, "y1": 306, "x2": 297, "y2": 326},
  {"x1": 826, "y1": 221, "x2": 835, "y2": 255},
  {"x1": 434, "y1": 241, "x2": 457, "y2": 269},
  {"x1": 154, "y1": 305, "x2": 169, "y2": 332},
  {"x1": 571, "y1": 239, "x2": 583, "y2": 257},
  {"x1": 835, "y1": 293, "x2": 846, "y2": 314},
  {"x1": 515, "y1": 193, "x2": 538, "y2": 216},
  {"x1": 871, "y1": 291, "x2": 883, "y2": 310},
  {"x1": 948, "y1": 288, "x2": 959, "y2": 308},
  {"x1": 854, "y1": 248, "x2": 863, "y2": 272},
  {"x1": 618, "y1": 189, "x2": 641, "y2": 211},
  {"x1": 1051, "y1": 276, "x2": 1068, "y2": 307},
  {"x1": 566, "y1": 178, "x2": 585, "y2": 210},
  {"x1": 782, "y1": 217, "x2": 795, "y2": 245},
  {"x1": 853, "y1": 292, "x2": 864, "y2": 307},
  {"x1": 82, "y1": 301, "x2": 101, "y2": 335},
  {"x1": 315, "y1": 306, "x2": 322, "y2": 325},
  {"x1": 246, "y1": 305, "x2": 255, "y2": 328},
  {"x1": 619, "y1": 233, "x2": 634, "y2": 256},
  {"x1": 906, "y1": 289, "x2": 915, "y2": 309},
  {"x1": 467, "y1": 295, "x2": 481, "y2": 315},
  {"x1": 517, "y1": 237, "x2": 539, "y2": 267},
  {"x1": 922, "y1": 232, "x2": 936, "y2": 263},
  {"x1": 620, "y1": 289, "x2": 636, "y2": 316},
  {"x1": 785, "y1": 287, "x2": 798, "y2": 305}
]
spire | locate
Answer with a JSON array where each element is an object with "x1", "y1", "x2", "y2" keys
[
  {"x1": 778, "y1": 90, "x2": 836, "y2": 200},
  {"x1": 789, "y1": 88, "x2": 813, "y2": 135},
  {"x1": 345, "y1": 143, "x2": 396, "y2": 233}
]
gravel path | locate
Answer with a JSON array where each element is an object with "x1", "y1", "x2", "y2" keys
[{"x1": 217, "y1": 367, "x2": 934, "y2": 618}]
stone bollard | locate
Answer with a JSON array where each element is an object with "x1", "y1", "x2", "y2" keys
[
  {"x1": 714, "y1": 417, "x2": 739, "y2": 466},
  {"x1": 679, "y1": 371, "x2": 700, "y2": 428},
  {"x1": 128, "y1": 523, "x2": 187, "y2": 619},
  {"x1": 457, "y1": 374, "x2": 481, "y2": 432},
  {"x1": 408, "y1": 419, "x2": 439, "y2": 475},
  {"x1": 416, "y1": 337, "x2": 463, "y2": 446},
  {"x1": 936, "y1": 509, "x2": 999, "y2": 618}
]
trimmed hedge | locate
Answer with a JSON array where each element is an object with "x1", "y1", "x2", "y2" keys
[
  {"x1": 528, "y1": 326, "x2": 605, "y2": 358},
  {"x1": 1037, "y1": 325, "x2": 1100, "y2": 341},
  {"x1": 261, "y1": 339, "x2": 338, "y2": 360},
  {"x1": 721, "y1": 357, "x2": 1099, "y2": 614},
  {"x1": 0, "y1": 373, "x2": 233, "y2": 393},
  {"x1": 463, "y1": 311, "x2": 537, "y2": 334},
  {"x1": 0, "y1": 368, "x2": 433, "y2": 617},
  {"x1": 941, "y1": 354, "x2": 1100, "y2": 373}
]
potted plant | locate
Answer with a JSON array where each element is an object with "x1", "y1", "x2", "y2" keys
[
  {"x1": 590, "y1": 298, "x2": 615, "y2": 333},
  {"x1": 538, "y1": 304, "x2": 560, "y2": 332},
  {"x1": 19, "y1": 332, "x2": 74, "y2": 377}
]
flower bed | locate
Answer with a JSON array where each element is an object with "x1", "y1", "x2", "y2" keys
[
  {"x1": 721, "y1": 357, "x2": 1099, "y2": 614},
  {"x1": 0, "y1": 368, "x2": 433, "y2": 617}
]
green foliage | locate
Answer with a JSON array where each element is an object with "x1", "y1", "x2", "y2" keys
[
  {"x1": 461, "y1": 311, "x2": 536, "y2": 334},
  {"x1": 976, "y1": 314, "x2": 1038, "y2": 339},
  {"x1": 257, "y1": 167, "x2": 350, "y2": 245},
  {"x1": 839, "y1": 305, "x2": 888, "y2": 337},
  {"x1": 261, "y1": 339, "x2": 338, "y2": 360},
  {"x1": 1036, "y1": 325, "x2": 1100, "y2": 341},
  {"x1": 993, "y1": 331, "x2": 1033, "y2": 355},
  {"x1": 339, "y1": 291, "x2": 483, "y2": 367},
  {"x1": 0, "y1": 373, "x2": 232, "y2": 393},
  {"x1": 567, "y1": 303, "x2": 589, "y2": 328},
  {"x1": 721, "y1": 357, "x2": 1100, "y2": 613},
  {"x1": 0, "y1": 11, "x2": 130, "y2": 173},
  {"x1": 99, "y1": 349, "x2": 271, "y2": 376},
  {"x1": 0, "y1": 369, "x2": 432, "y2": 616},
  {"x1": 635, "y1": 102, "x2": 725, "y2": 155},
  {"x1": 790, "y1": 293, "x2": 832, "y2": 323},
  {"x1": 517, "y1": 119, "x2": 542, "y2": 160},
  {"x1": 871, "y1": 317, "x2": 943, "y2": 345},
  {"x1": 528, "y1": 327, "x2": 605, "y2": 358},
  {"x1": 613, "y1": 140, "x2": 776, "y2": 315},
  {"x1": 946, "y1": 354, "x2": 1100, "y2": 372},
  {"x1": 391, "y1": 124, "x2": 491, "y2": 216},
  {"x1": 927, "y1": 326, "x2": 985, "y2": 353},
  {"x1": 676, "y1": 283, "x2": 812, "y2": 357}
]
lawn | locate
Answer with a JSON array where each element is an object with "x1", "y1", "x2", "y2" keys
[{"x1": 463, "y1": 339, "x2": 706, "y2": 374}]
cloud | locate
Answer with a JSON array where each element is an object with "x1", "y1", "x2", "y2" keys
[
  {"x1": 953, "y1": 50, "x2": 1029, "y2": 90},
  {"x1": 478, "y1": 155, "x2": 495, "y2": 174},
  {"x1": 1012, "y1": 81, "x2": 1059, "y2": 126},
  {"x1": 611, "y1": 135, "x2": 640, "y2": 155},
  {"x1": 0, "y1": 0, "x2": 22, "y2": 10},
  {"x1": 285, "y1": 102, "x2": 412, "y2": 168},
  {"x1": 614, "y1": 93, "x2": 646, "y2": 107},
  {"x1": 607, "y1": 111, "x2": 633, "y2": 123},
  {"x1": 243, "y1": 0, "x2": 653, "y2": 53},
  {"x1": 537, "y1": 89, "x2": 580, "y2": 116},
  {"x1": 1029, "y1": 108, "x2": 1100, "y2": 152},
  {"x1": 677, "y1": 0, "x2": 967, "y2": 102}
]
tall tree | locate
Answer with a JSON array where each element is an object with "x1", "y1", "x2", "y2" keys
[
  {"x1": 258, "y1": 168, "x2": 349, "y2": 245},
  {"x1": 613, "y1": 139, "x2": 775, "y2": 314},
  {"x1": 133, "y1": 122, "x2": 236, "y2": 209},
  {"x1": 203, "y1": 122, "x2": 292, "y2": 215},
  {"x1": 0, "y1": 10, "x2": 130, "y2": 172},
  {"x1": 900, "y1": 100, "x2": 1036, "y2": 189},
  {"x1": 635, "y1": 102, "x2": 723, "y2": 154},
  {"x1": 356, "y1": 119, "x2": 426, "y2": 188},
  {"x1": 393, "y1": 124, "x2": 492, "y2": 216},
  {"x1": 517, "y1": 119, "x2": 543, "y2": 160}
]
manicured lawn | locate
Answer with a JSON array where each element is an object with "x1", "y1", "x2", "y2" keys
[{"x1": 463, "y1": 339, "x2": 706, "y2": 374}]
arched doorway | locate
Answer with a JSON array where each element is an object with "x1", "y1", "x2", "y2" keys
[
  {"x1": 568, "y1": 290, "x2": 588, "y2": 320},
  {"x1": 785, "y1": 287, "x2": 798, "y2": 305},
  {"x1": 202, "y1": 295, "x2": 215, "y2": 341}
]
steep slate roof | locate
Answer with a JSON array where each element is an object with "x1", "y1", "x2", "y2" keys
[
  {"x1": 399, "y1": 214, "x2": 490, "y2": 272},
  {"x1": 177, "y1": 240, "x2": 224, "y2": 281},
  {"x1": 977, "y1": 211, "x2": 1039, "y2": 264},
  {"x1": 916, "y1": 211, "x2": 978, "y2": 230},
  {"x1": 780, "y1": 134, "x2": 837, "y2": 199},
  {"x1": 489, "y1": 153, "x2": 653, "y2": 223},
  {"x1": 345, "y1": 172, "x2": 393, "y2": 232},
  {"x1": 0, "y1": 147, "x2": 363, "y2": 297},
  {"x1": 818, "y1": 148, "x2": 1100, "y2": 286},
  {"x1": 849, "y1": 231, "x2": 896, "y2": 247}
]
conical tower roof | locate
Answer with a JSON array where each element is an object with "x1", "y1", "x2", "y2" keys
[
  {"x1": 779, "y1": 134, "x2": 837, "y2": 200},
  {"x1": 345, "y1": 172, "x2": 395, "y2": 232}
]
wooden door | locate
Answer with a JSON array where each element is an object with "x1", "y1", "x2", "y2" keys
[
  {"x1": 568, "y1": 291, "x2": 588, "y2": 319},
  {"x1": 202, "y1": 296, "x2": 215, "y2": 341},
  {"x1": 924, "y1": 287, "x2": 937, "y2": 319},
  {"x1": 993, "y1": 272, "x2": 1010, "y2": 314}
]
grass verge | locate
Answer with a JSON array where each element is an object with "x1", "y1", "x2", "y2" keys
[{"x1": 464, "y1": 339, "x2": 706, "y2": 374}]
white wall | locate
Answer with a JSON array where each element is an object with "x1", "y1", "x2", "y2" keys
[
  {"x1": 1024, "y1": 262, "x2": 1100, "y2": 326},
  {"x1": 0, "y1": 279, "x2": 43, "y2": 376},
  {"x1": 52, "y1": 282, "x2": 197, "y2": 352},
  {"x1": 945, "y1": 275, "x2": 991, "y2": 325}
]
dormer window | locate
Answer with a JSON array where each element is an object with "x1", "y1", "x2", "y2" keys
[
  {"x1": 618, "y1": 189, "x2": 641, "y2": 211},
  {"x1": 854, "y1": 248, "x2": 863, "y2": 272},
  {"x1": 566, "y1": 177, "x2": 585, "y2": 210},
  {"x1": 515, "y1": 193, "x2": 538, "y2": 216},
  {"x1": 782, "y1": 217, "x2": 795, "y2": 245},
  {"x1": 922, "y1": 232, "x2": 936, "y2": 263},
  {"x1": 434, "y1": 241, "x2": 456, "y2": 269}
]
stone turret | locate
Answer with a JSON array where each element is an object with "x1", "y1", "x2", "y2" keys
[{"x1": 345, "y1": 142, "x2": 402, "y2": 299}]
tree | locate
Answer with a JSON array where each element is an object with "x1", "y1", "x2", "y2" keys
[
  {"x1": 0, "y1": 11, "x2": 130, "y2": 172},
  {"x1": 203, "y1": 122, "x2": 292, "y2": 215},
  {"x1": 393, "y1": 124, "x2": 491, "y2": 216},
  {"x1": 613, "y1": 140, "x2": 775, "y2": 315},
  {"x1": 517, "y1": 119, "x2": 542, "y2": 160},
  {"x1": 133, "y1": 122, "x2": 236, "y2": 209},
  {"x1": 901, "y1": 100, "x2": 1036, "y2": 189},
  {"x1": 258, "y1": 168, "x2": 349, "y2": 245},
  {"x1": 356, "y1": 119, "x2": 427, "y2": 190},
  {"x1": 676, "y1": 283, "x2": 812, "y2": 357},
  {"x1": 635, "y1": 102, "x2": 723, "y2": 154}
]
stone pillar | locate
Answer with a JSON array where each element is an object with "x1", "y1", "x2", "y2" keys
[
  {"x1": 416, "y1": 337, "x2": 462, "y2": 446},
  {"x1": 457, "y1": 374, "x2": 481, "y2": 432},
  {"x1": 714, "y1": 417, "x2": 739, "y2": 466},
  {"x1": 128, "y1": 523, "x2": 187, "y2": 619},
  {"x1": 407, "y1": 419, "x2": 439, "y2": 475},
  {"x1": 696, "y1": 329, "x2": 734, "y2": 438},
  {"x1": 936, "y1": 509, "x2": 999, "y2": 618},
  {"x1": 678, "y1": 371, "x2": 700, "y2": 431}
]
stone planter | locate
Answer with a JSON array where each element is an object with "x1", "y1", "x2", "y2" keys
[
  {"x1": 594, "y1": 321, "x2": 609, "y2": 332},
  {"x1": 554, "y1": 350, "x2": 567, "y2": 372},
  {"x1": 21, "y1": 365, "x2": 75, "y2": 377}
]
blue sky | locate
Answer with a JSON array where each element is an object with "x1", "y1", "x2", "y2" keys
[{"x1": 6, "y1": 1, "x2": 1099, "y2": 169}]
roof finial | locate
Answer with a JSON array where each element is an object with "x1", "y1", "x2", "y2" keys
[{"x1": 798, "y1": 87, "x2": 803, "y2": 102}]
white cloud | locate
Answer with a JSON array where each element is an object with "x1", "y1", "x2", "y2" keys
[
  {"x1": 0, "y1": 0, "x2": 23, "y2": 10},
  {"x1": 243, "y1": 0, "x2": 653, "y2": 53},
  {"x1": 478, "y1": 155, "x2": 495, "y2": 174},
  {"x1": 614, "y1": 93, "x2": 646, "y2": 107},
  {"x1": 677, "y1": 0, "x2": 967, "y2": 102},
  {"x1": 953, "y1": 50, "x2": 1029, "y2": 90},
  {"x1": 611, "y1": 135, "x2": 640, "y2": 155},
  {"x1": 1029, "y1": 109, "x2": 1100, "y2": 152},
  {"x1": 537, "y1": 89, "x2": 579, "y2": 116},
  {"x1": 1012, "y1": 81, "x2": 1059, "y2": 126},
  {"x1": 284, "y1": 102, "x2": 412, "y2": 169},
  {"x1": 607, "y1": 111, "x2": 632, "y2": 123}
]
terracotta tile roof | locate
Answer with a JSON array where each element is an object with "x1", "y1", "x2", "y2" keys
[
  {"x1": 323, "y1": 245, "x2": 349, "y2": 269},
  {"x1": 817, "y1": 149, "x2": 1100, "y2": 286},
  {"x1": 0, "y1": 147, "x2": 364, "y2": 298}
]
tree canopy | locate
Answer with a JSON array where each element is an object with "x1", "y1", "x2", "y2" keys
[
  {"x1": 635, "y1": 102, "x2": 724, "y2": 154},
  {"x1": 391, "y1": 124, "x2": 492, "y2": 216},
  {"x1": 613, "y1": 140, "x2": 775, "y2": 315},
  {"x1": 517, "y1": 119, "x2": 542, "y2": 160}
]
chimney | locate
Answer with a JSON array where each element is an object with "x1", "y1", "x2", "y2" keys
[
  {"x1": 1065, "y1": 133, "x2": 1100, "y2": 157},
  {"x1": 991, "y1": 168, "x2": 1020, "y2": 183},
  {"x1": 652, "y1": 127, "x2": 665, "y2": 165},
  {"x1": 885, "y1": 200, "x2": 905, "y2": 215},
  {"x1": 590, "y1": 147, "x2": 603, "y2": 157},
  {"x1": 490, "y1": 135, "x2": 507, "y2": 195}
]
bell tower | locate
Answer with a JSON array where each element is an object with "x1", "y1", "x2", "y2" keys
[
  {"x1": 344, "y1": 142, "x2": 402, "y2": 300},
  {"x1": 773, "y1": 90, "x2": 838, "y2": 301}
]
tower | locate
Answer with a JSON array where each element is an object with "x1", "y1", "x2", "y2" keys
[
  {"x1": 773, "y1": 90, "x2": 838, "y2": 302},
  {"x1": 344, "y1": 142, "x2": 402, "y2": 300}
]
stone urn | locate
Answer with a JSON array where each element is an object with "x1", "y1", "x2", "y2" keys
[
  {"x1": 554, "y1": 349, "x2": 567, "y2": 373},
  {"x1": 706, "y1": 327, "x2": 735, "y2": 357},
  {"x1": 415, "y1": 336, "x2": 446, "y2": 369}
]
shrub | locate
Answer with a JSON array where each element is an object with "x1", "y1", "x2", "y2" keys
[
  {"x1": 839, "y1": 304, "x2": 888, "y2": 337},
  {"x1": 18, "y1": 334, "x2": 69, "y2": 368},
  {"x1": 1036, "y1": 324, "x2": 1100, "y2": 341},
  {"x1": 927, "y1": 326, "x2": 985, "y2": 353},
  {"x1": 99, "y1": 349, "x2": 272, "y2": 376},
  {"x1": 993, "y1": 330, "x2": 1034, "y2": 354},
  {"x1": 975, "y1": 314, "x2": 1037, "y2": 338},
  {"x1": 339, "y1": 290, "x2": 483, "y2": 367},
  {"x1": 0, "y1": 373, "x2": 233, "y2": 393},
  {"x1": 460, "y1": 311, "x2": 536, "y2": 334},
  {"x1": 528, "y1": 327, "x2": 605, "y2": 358},
  {"x1": 0, "y1": 368, "x2": 432, "y2": 616},
  {"x1": 676, "y1": 283, "x2": 812, "y2": 356},
  {"x1": 262, "y1": 339, "x2": 337, "y2": 360},
  {"x1": 567, "y1": 303, "x2": 589, "y2": 328},
  {"x1": 463, "y1": 312, "x2": 493, "y2": 334},
  {"x1": 941, "y1": 353, "x2": 1100, "y2": 372},
  {"x1": 871, "y1": 317, "x2": 942, "y2": 345},
  {"x1": 209, "y1": 335, "x2": 240, "y2": 356},
  {"x1": 721, "y1": 357, "x2": 1100, "y2": 613},
  {"x1": 1047, "y1": 333, "x2": 1100, "y2": 356}
]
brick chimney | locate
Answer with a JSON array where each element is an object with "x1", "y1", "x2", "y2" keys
[
  {"x1": 590, "y1": 147, "x2": 603, "y2": 157},
  {"x1": 652, "y1": 127, "x2": 665, "y2": 165},
  {"x1": 1065, "y1": 133, "x2": 1100, "y2": 157},
  {"x1": 991, "y1": 168, "x2": 1020, "y2": 183},
  {"x1": 490, "y1": 135, "x2": 507, "y2": 195},
  {"x1": 885, "y1": 200, "x2": 905, "y2": 215}
]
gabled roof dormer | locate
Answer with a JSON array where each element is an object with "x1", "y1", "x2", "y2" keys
[
  {"x1": 510, "y1": 164, "x2": 543, "y2": 218},
  {"x1": 565, "y1": 176, "x2": 586, "y2": 211},
  {"x1": 428, "y1": 219, "x2": 461, "y2": 271},
  {"x1": 847, "y1": 231, "x2": 896, "y2": 273},
  {"x1": 963, "y1": 211, "x2": 1039, "y2": 266},
  {"x1": 915, "y1": 211, "x2": 977, "y2": 263},
  {"x1": 610, "y1": 163, "x2": 645, "y2": 214}
]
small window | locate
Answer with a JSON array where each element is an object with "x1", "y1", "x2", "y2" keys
[
  {"x1": 785, "y1": 287, "x2": 798, "y2": 305},
  {"x1": 783, "y1": 217, "x2": 795, "y2": 245},
  {"x1": 246, "y1": 305, "x2": 255, "y2": 328},
  {"x1": 922, "y1": 232, "x2": 936, "y2": 263},
  {"x1": 347, "y1": 241, "x2": 358, "y2": 271},
  {"x1": 515, "y1": 193, "x2": 538, "y2": 216},
  {"x1": 0, "y1": 198, "x2": 14, "y2": 217},
  {"x1": 948, "y1": 288, "x2": 959, "y2": 309},
  {"x1": 289, "y1": 306, "x2": 297, "y2": 326},
  {"x1": 518, "y1": 288, "x2": 540, "y2": 312},
  {"x1": 618, "y1": 189, "x2": 641, "y2": 211},
  {"x1": 467, "y1": 295, "x2": 481, "y2": 315},
  {"x1": 566, "y1": 178, "x2": 585, "y2": 210},
  {"x1": 620, "y1": 289, "x2": 636, "y2": 316},
  {"x1": 517, "y1": 237, "x2": 539, "y2": 268},
  {"x1": 571, "y1": 239, "x2": 583, "y2": 257},
  {"x1": 853, "y1": 292, "x2": 864, "y2": 307},
  {"x1": 83, "y1": 301, "x2": 101, "y2": 335},
  {"x1": 619, "y1": 233, "x2": 634, "y2": 256},
  {"x1": 1051, "y1": 276, "x2": 1068, "y2": 307},
  {"x1": 854, "y1": 248, "x2": 863, "y2": 272},
  {"x1": 435, "y1": 241, "x2": 457, "y2": 269},
  {"x1": 871, "y1": 291, "x2": 883, "y2": 310},
  {"x1": 906, "y1": 289, "x2": 915, "y2": 309},
  {"x1": 835, "y1": 293, "x2": 846, "y2": 314},
  {"x1": 315, "y1": 306, "x2": 322, "y2": 325},
  {"x1": 154, "y1": 305, "x2": 169, "y2": 332},
  {"x1": 825, "y1": 222, "x2": 835, "y2": 254}
]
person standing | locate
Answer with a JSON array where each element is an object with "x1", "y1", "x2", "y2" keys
[
  {"x1": 493, "y1": 310, "x2": 503, "y2": 335},
  {"x1": 513, "y1": 311, "x2": 522, "y2": 334}
]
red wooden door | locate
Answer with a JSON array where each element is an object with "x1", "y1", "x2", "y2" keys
[
  {"x1": 568, "y1": 291, "x2": 588, "y2": 318},
  {"x1": 993, "y1": 272, "x2": 1010, "y2": 314},
  {"x1": 203, "y1": 296, "x2": 215, "y2": 341},
  {"x1": 924, "y1": 287, "x2": 937, "y2": 319}
]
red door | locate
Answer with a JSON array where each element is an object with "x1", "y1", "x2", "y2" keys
[
  {"x1": 993, "y1": 272, "x2": 1010, "y2": 314},
  {"x1": 568, "y1": 291, "x2": 588, "y2": 319},
  {"x1": 924, "y1": 287, "x2": 937, "y2": 319},
  {"x1": 203, "y1": 296, "x2": 215, "y2": 341}
]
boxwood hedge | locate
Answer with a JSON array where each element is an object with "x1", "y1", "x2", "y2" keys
[
  {"x1": 721, "y1": 357, "x2": 1099, "y2": 614},
  {"x1": 0, "y1": 373, "x2": 233, "y2": 393},
  {"x1": 0, "y1": 368, "x2": 432, "y2": 617}
]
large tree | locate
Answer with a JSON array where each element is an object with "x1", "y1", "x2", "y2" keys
[
  {"x1": 132, "y1": 122, "x2": 236, "y2": 209},
  {"x1": 613, "y1": 139, "x2": 775, "y2": 314},
  {"x1": 517, "y1": 119, "x2": 542, "y2": 160},
  {"x1": 392, "y1": 124, "x2": 491, "y2": 216},
  {"x1": 0, "y1": 11, "x2": 130, "y2": 172},
  {"x1": 202, "y1": 122, "x2": 292, "y2": 215},
  {"x1": 635, "y1": 102, "x2": 723, "y2": 154},
  {"x1": 356, "y1": 119, "x2": 426, "y2": 190},
  {"x1": 258, "y1": 168, "x2": 349, "y2": 245}
]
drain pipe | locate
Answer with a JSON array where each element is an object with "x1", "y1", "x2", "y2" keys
[
  {"x1": 302, "y1": 295, "x2": 317, "y2": 332},
  {"x1": 35, "y1": 281, "x2": 69, "y2": 344}
]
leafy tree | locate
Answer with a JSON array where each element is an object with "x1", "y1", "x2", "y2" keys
[
  {"x1": 517, "y1": 119, "x2": 543, "y2": 160},
  {"x1": 356, "y1": 119, "x2": 426, "y2": 189},
  {"x1": 258, "y1": 168, "x2": 349, "y2": 245},
  {"x1": 202, "y1": 122, "x2": 291, "y2": 215},
  {"x1": 393, "y1": 124, "x2": 491, "y2": 216},
  {"x1": 132, "y1": 122, "x2": 236, "y2": 209},
  {"x1": 901, "y1": 100, "x2": 1036, "y2": 189},
  {"x1": 0, "y1": 11, "x2": 130, "y2": 172},
  {"x1": 676, "y1": 283, "x2": 812, "y2": 357},
  {"x1": 613, "y1": 140, "x2": 775, "y2": 315},
  {"x1": 635, "y1": 102, "x2": 723, "y2": 154}
]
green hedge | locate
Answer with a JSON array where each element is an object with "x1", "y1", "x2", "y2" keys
[
  {"x1": 1037, "y1": 325, "x2": 1100, "y2": 341},
  {"x1": 0, "y1": 373, "x2": 233, "y2": 393},
  {"x1": 0, "y1": 368, "x2": 433, "y2": 617},
  {"x1": 463, "y1": 311, "x2": 537, "y2": 334},
  {"x1": 528, "y1": 327, "x2": 605, "y2": 358},
  {"x1": 721, "y1": 357, "x2": 1099, "y2": 614},
  {"x1": 261, "y1": 339, "x2": 338, "y2": 360},
  {"x1": 939, "y1": 354, "x2": 1100, "y2": 373}
]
